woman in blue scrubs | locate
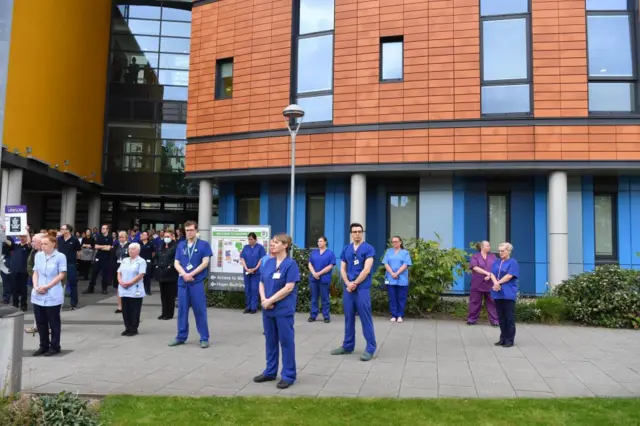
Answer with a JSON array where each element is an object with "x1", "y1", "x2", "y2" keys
[
  {"x1": 490, "y1": 242, "x2": 519, "y2": 348},
  {"x1": 308, "y1": 236, "x2": 336, "y2": 323},
  {"x1": 253, "y1": 233, "x2": 300, "y2": 389},
  {"x1": 240, "y1": 232, "x2": 266, "y2": 314},
  {"x1": 383, "y1": 236, "x2": 412, "y2": 323}
]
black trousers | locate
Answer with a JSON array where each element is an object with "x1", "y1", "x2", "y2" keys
[
  {"x1": 122, "y1": 297, "x2": 143, "y2": 333},
  {"x1": 143, "y1": 273, "x2": 152, "y2": 294},
  {"x1": 11, "y1": 273, "x2": 28, "y2": 310},
  {"x1": 495, "y1": 299, "x2": 516, "y2": 344},
  {"x1": 159, "y1": 281, "x2": 177, "y2": 319},
  {"x1": 33, "y1": 304, "x2": 62, "y2": 352},
  {"x1": 89, "y1": 258, "x2": 110, "y2": 291},
  {"x1": 79, "y1": 260, "x2": 91, "y2": 280}
]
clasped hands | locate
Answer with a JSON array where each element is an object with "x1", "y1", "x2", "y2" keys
[
  {"x1": 34, "y1": 284, "x2": 50, "y2": 295},
  {"x1": 261, "y1": 296, "x2": 275, "y2": 310},
  {"x1": 345, "y1": 281, "x2": 357, "y2": 292},
  {"x1": 487, "y1": 273, "x2": 501, "y2": 291}
]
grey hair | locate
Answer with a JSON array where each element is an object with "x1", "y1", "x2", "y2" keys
[
  {"x1": 128, "y1": 242, "x2": 140, "y2": 252},
  {"x1": 33, "y1": 233, "x2": 46, "y2": 241},
  {"x1": 498, "y1": 242, "x2": 513, "y2": 254},
  {"x1": 118, "y1": 230, "x2": 127, "y2": 238}
]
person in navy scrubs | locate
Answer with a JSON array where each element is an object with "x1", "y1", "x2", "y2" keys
[
  {"x1": 308, "y1": 236, "x2": 336, "y2": 323},
  {"x1": 490, "y1": 242, "x2": 519, "y2": 348},
  {"x1": 85, "y1": 224, "x2": 113, "y2": 295},
  {"x1": 240, "y1": 232, "x2": 266, "y2": 314},
  {"x1": 253, "y1": 233, "x2": 300, "y2": 389},
  {"x1": 169, "y1": 220, "x2": 212, "y2": 349},
  {"x1": 331, "y1": 223, "x2": 377, "y2": 361},
  {"x1": 139, "y1": 231, "x2": 155, "y2": 295},
  {"x1": 383, "y1": 236, "x2": 412, "y2": 323},
  {"x1": 57, "y1": 224, "x2": 81, "y2": 310}
]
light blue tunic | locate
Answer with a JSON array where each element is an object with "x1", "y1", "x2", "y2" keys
[
  {"x1": 31, "y1": 250, "x2": 67, "y2": 307},
  {"x1": 117, "y1": 256, "x2": 147, "y2": 298},
  {"x1": 382, "y1": 248, "x2": 412, "y2": 286}
]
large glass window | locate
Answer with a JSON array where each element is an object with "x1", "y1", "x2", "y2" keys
[
  {"x1": 488, "y1": 194, "x2": 509, "y2": 250},
  {"x1": 480, "y1": 2, "x2": 531, "y2": 115},
  {"x1": 295, "y1": 0, "x2": 334, "y2": 123},
  {"x1": 388, "y1": 195, "x2": 418, "y2": 242},
  {"x1": 381, "y1": 37, "x2": 403, "y2": 82},
  {"x1": 594, "y1": 194, "x2": 617, "y2": 261},
  {"x1": 586, "y1": 1, "x2": 636, "y2": 113},
  {"x1": 237, "y1": 198, "x2": 260, "y2": 225},
  {"x1": 216, "y1": 58, "x2": 234, "y2": 100},
  {"x1": 306, "y1": 195, "x2": 326, "y2": 248}
]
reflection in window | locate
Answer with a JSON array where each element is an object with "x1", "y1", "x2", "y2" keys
[
  {"x1": 162, "y1": 7, "x2": 191, "y2": 22},
  {"x1": 388, "y1": 195, "x2": 418, "y2": 241},
  {"x1": 159, "y1": 69, "x2": 189, "y2": 86},
  {"x1": 126, "y1": 19, "x2": 160, "y2": 36},
  {"x1": 297, "y1": 35, "x2": 333, "y2": 93},
  {"x1": 480, "y1": 2, "x2": 531, "y2": 115},
  {"x1": 216, "y1": 59, "x2": 233, "y2": 99},
  {"x1": 160, "y1": 37, "x2": 190, "y2": 54},
  {"x1": 237, "y1": 198, "x2": 260, "y2": 225},
  {"x1": 594, "y1": 194, "x2": 616, "y2": 259},
  {"x1": 586, "y1": 3, "x2": 635, "y2": 113},
  {"x1": 488, "y1": 194, "x2": 509, "y2": 250},
  {"x1": 306, "y1": 195, "x2": 325, "y2": 248},
  {"x1": 163, "y1": 86, "x2": 188, "y2": 101},
  {"x1": 161, "y1": 123, "x2": 186, "y2": 139},
  {"x1": 300, "y1": 0, "x2": 334, "y2": 35},
  {"x1": 160, "y1": 53, "x2": 189, "y2": 70},
  {"x1": 161, "y1": 21, "x2": 191, "y2": 37},
  {"x1": 128, "y1": 5, "x2": 161, "y2": 19},
  {"x1": 297, "y1": 95, "x2": 333, "y2": 123},
  {"x1": 113, "y1": 34, "x2": 159, "y2": 52},
  {"x1": 381, "y1": 37, "x2": 403, "y2": 81}
]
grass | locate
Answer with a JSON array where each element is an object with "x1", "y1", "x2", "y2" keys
[{"x1": 100, "y1": 395, "x2": 640, "y2": 426}]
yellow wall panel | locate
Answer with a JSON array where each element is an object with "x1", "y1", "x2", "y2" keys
[{"x1": 3, "y1": 0, "x2": 112, "y2": 184}]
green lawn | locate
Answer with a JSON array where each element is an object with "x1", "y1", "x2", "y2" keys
[{"x1": 100, "y1": 395, "x2": 640, "y2": 426}]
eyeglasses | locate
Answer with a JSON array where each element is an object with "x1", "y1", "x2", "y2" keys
[
  {"x1": 351, "y1": 230, "x2": 363, "y2": 234},
  {"x1": 185, "y1": 229, "x2": 196, "y2": 232}
]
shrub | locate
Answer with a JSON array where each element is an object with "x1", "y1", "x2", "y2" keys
[
  {"x1": 0, "y1": 392, "x2": 100, "y2": 426},
  {"x1": 555, "y1": 265, "x2": 640, "y2": 329},
  {"x1": 535, "y1": 295, "x2": 566, "y2": 324}
]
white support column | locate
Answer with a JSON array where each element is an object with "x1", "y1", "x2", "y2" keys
[
  {"x1": 198, "y1": 179, "x2": 213, "y2": 244},
  {"x1": 6, "y1": 168, "x2": 22, "y2": 206},
  {"x1": 350, "y1": 173, "x2": 367, "y2": 235},
  {"x1": 548, "y1": 171, "x2": 569, "y2": 288},
  {"x1": 0, "y1": 169, "x2": 9, "y2": 214},
  {"x1": 60, "y1": 187, "x2": 77, "y2": 227},
  {"x1": 88, "y1": 195, "x2": 101, "y2": 229}
]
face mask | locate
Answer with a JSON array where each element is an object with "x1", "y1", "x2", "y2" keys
[{"x1": 164, "y1": 237, "x2": 172, "y2": 244}]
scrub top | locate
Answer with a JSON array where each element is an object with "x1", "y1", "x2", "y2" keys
[
  {"x1": 260, "y1": 257, "x2": 301, "y2": 317},
  {"x1": 241, "y1": 243, "x2": 266, "y2": 270},
  {"x1": 382, "y1": 248, "x2": 412, "y2": 286},
  {"x1": 309, "y1": 249, "x2": 336, "y2": 284},
  {"x1": 259, "y1": 254, "x2": 272, "y2": 274},
  {"x1": 128, "y1": 232, "x2": 141, "y2": 243},
  {"x1": 469, "y1": 252, "x2": 496, "y2": 292},
  {"x1": 340, "y1": 242, "x2": 376, "y2": 290},
  {"x1": 56, "y1": 235, "x2": 81, "y2": 268},
  {"x1": 490, "y1": 258, "x2": 519, "y2": 301},
  {"x1": 9, "y1": 241, "x2": 31, "y2": 274},
  {"x1": 31, "y1": 250, "x2": 67, "y2": 307},
  {"x1": 139, "y1": 240, "x2": 155, "y2": 265},
  {"x1": 175, "y1": 239, "x2": 213, "y2": 284},
  {"x1": 118, "y1": 256, "x2": 147, "y2": 298}
]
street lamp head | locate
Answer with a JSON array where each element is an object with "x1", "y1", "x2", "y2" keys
[{"x1": 283, "y1": 104, "x2": 305, "y2": 120}]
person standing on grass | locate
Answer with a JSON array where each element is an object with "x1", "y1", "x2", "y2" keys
[
  {"x1": 331, "y1": 223, "x2": 377, "y2": 362},
  {"x1": 490, "y1": 242, "x2": 519, "y2": 348},
  {"x1": 253, "y1": 233, "x2": 300, "y2": 389},
  {"x1": 168, "y1": 220, "x2": 212, "y2": 349},
  {"x1": 383, "y1": 236, "x2": 412, "y2": 324},
  {"x1": 468, "y1": 240, "x2": 499, "y2": 327},
  {"x1": 240, "y1": 232, "x2": 266, "y2": 315},
  {"x1": 308, "y1": 236, "x2": 336, "y2": 324}
]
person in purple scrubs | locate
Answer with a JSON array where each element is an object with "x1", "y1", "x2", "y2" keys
[
  {"x1": 240, "y1": 232, "x2": 266, "y2": 314},
  {"x1": 308, "y1": 236, "x2": 336, "y2": 323},
  {"x1": 490, "y1": 242, "x2": 519, "y2": 348},
  {"x1": 383, "y1": 236, "x2": 412, "y2": 323},
  {"x1": 467, "y1": 241, "x2": 499, "y2": 327}
]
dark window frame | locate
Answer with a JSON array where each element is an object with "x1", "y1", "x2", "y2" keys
[
  {"x1": 487, "y1": 192, "x2": 511, "y2": 252},
  {"x1": 305, "y1": 193, "x2": 326, "y2": 248},
  {"x1": 380, "y1": 36, "x2": 404, "y2": 83},
  {"x1": 236, "y1": 196, "x2": 261, "y2": 226},
  {"x1": 586, "y1": 0, "x2": 639, "y2": 115},
  {"x1": 479, "y1": 0, "x2": 533, "y2": 117},
  {"x1": 386, "y1": 192, "x2": 419, "y2": 242},
  {"x1": 215, "y1": 58, "x2": 234, "y2": 100},
  {"x1": 594, "y1": 191, "x2": 619, "y2": 264}
]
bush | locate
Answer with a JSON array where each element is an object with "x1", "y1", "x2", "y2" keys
[
  {"x1": 0, "y1": 392, "x2": 100, "y2": 426},
  {"x1": 535, "y1": 295, "x2": 566, "y2": 324},
  {"x1": 555, "y1": 265, "x2": 640, "y2": 329}
]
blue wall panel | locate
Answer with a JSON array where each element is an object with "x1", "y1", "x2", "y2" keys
[
  {"x1": 510, "y1": 179, "x2": 536, "y2": 295},
  {"x1": 630, "y1": 178, "x2": 640, "y2": 270},
  {"x1": 365, "y1": 182, "x2": 387, "y2": 267},
  {"x1": 218, "y1": 182, "x2": 236, "y2": 225},
  {"x1": 582, "y1": 177, "x2": 595, "y2": 271},
  {"x1": 453, "y1": 177, "x2": 469, "y2": 293},
  {"x1": 567, "y1": 177, "x2": 584, "y2": 276},
  {"x1": 259, "y1": 182, "x2": 269, "y2": 225},
  {"x1": 268, "y1": 183, "x2": 287, "y2": 236},
  {"x1": 618, "y1": 177, "x2": 632, "y2": 268},
  {"x1": 294, "y1": 181, "x2": 306, "y2": 248},
  {"x1": 325, "y1": 178, "x2": 349, "y2": 255},
  {"x1": 534, "y1": 176, "x2": 548, "y2": 294}
]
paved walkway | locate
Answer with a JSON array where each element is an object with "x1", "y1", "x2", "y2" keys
[{"x1": 20, "y1": 288, "x2": 640, "y2": 398}]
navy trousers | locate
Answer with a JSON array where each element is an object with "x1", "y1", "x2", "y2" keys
[{"x1": 495, "y1": 299, "x2": 516, "y2": 344}]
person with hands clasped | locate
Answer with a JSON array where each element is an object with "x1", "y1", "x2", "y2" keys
[
  {"x1": 31, "y1": 233, "x2": 67, "y2": 357},
  {"x1": 240, "y1": 232, "x2": 266, "y2": 314},
  {"x1": 308, "y1": 236, "x2": 336, "y2": 323},
  {"x1": 383, "y1": 236, "x2": 412, "y2": 323},
  {"x1": 331, "y1": 223, "x2": 377, "y2": 362},
  {"x1": 168, "y1": 220, "x2": 213, "y2": 349},
  {"x1": 253, "y1": 233, "x2": 301, "y2": 390},
  {"x1": 490, "y1": 242, "x2": 520, "y2": 348},
  {"x1": 117, "y1": 243, "x2": 147, "y2": 336}
]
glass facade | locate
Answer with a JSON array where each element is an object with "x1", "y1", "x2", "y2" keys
[{"x1": 388, "y1": 194, "x2": 418, "y2": 242}]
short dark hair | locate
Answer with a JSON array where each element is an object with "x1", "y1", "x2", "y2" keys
[
  {"x1": 248, "y1": 232, "x2": 257, "y2": 239},
  {"x1": 184, "y1": 220, "x2": 197, "y2": 229},
  {"x1": 350, "y1": 223, "x2": 363, "y2": 232},
  {"x1": 64, "y1": 224, "x2": 74, "y2": 233},
  {"x1": 319, "y1": 235, "x2": 328, "y2": 245}
]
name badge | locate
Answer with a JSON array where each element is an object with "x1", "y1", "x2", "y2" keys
[
  {"x1": 272, "y1": 272, "x2": 281, "y2": 279},
  {"x1": 135, "y1": 291, "x2": 141, "y2": 296},
  {"x1": 186, "y1": 264, "x2": 193, "y2": 271},
  {"x1": 245, "y1": 271, "x2": 250, "y2": 275},
  {"x1": 385, "y1": 280, "x2": 389, "y2": 285},
  {"x1": 117, "y1": 259, "x2": 122, "y2": 263},
  {"x1": 353, "y1": 259, "x2": 360, "y2": 266},
  {"x1": 146, "y1": 259, "x2": 150, "y2": 263}
]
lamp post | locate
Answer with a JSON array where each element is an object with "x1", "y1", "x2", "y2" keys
[{"x1": 283, "y1": 104, "x2": 304, "y2": 257}]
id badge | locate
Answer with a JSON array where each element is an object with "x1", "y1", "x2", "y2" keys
[
  {"x1": 186, "y1": 264, "x2": 193, "y2": 271},
  {"x1": 135, "y1": 291, "x2": 141, "y2": 296},
  {"x1": 117, "y1": 259, "x2": 122, "y2": 263},
  {"x1": 245, "y1": 271, "x2": 250, "y2": 275},
  {"x1": 272, "y1": 272, "x2": 281, "y2": 279},
  {"x1": 146, "y1": 259, "x2": 150, "y2": 263},
  {"x1": 353, "y1": 259, "x2": 360, "y2": 266},
  {"x1": 385, "y1": 280, "x2": 389, "y2": 285}
]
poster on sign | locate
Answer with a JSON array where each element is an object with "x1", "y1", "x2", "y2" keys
[
  {"x1": 209, "y1": 225, "x2": 271, "y2": 291},
  {"x1": 4, "y1": 205, "x2": 28, "y2": 236}
]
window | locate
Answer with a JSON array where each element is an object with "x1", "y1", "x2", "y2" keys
[
  {"x1": 586, "y1": 1, "x2": 636, "y2": 113},
  {"x1": 380, "y1": 37, "x2": 403, "y2": 82},
  {"x1": 294, "y1": 0, "x2": 334, "y2": 123},
  {"x1": 306, "y1": 195, "x2": 325, "y2": 248},
  {"x1": 488, "y1": 194, "x2": 510, "y2": 250},
  {"x1": 388, "y1": 195, "x2": 418, "y2": 242},
  {"x1": 480, "y1": 1, "x2": 531, "y2": 115},
  {"x1": 237, "y1": 197, "x2": 260, "y2": 225},
  {"x1": 216, "y1": 58, "x2": 233, "y2": 100},
  {"x1": 594, "y1": 193, "x2": 617, "y2": 262}
]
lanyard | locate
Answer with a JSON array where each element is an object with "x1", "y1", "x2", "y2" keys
[
  {"x1": 186, "y1": 239, "x2": 197, "y2": 263},
  {"x1": 497, "y1": 260, "x2": 504, "y2": 280},
  {"x1": 43, "y1": 253, "x2": 56, "y2": 282}
]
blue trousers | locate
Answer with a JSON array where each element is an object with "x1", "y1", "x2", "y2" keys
[
  {"x1": 2, "y1": 271, "x2": 11, "y2": 303},
  {"x1": 387, "y1": 285, "x2": 408, "y2": 318},
  {"x1": 263, "y1": 314, "x2": 296, "y2": 384},
  {"x1": 244, "y1": 272, "x2": 260, "y2": 311},
  {"x1": 310, "y1": 279, "x2": 330, "y2": 319},
  {"x1": 66, "y1": 263, "x2": 78, "y2": 308},
  {"x1": 176, "y1": 280, "x2": 210, "y2": 343},
  {"x1": 342, "y1": 287, "x2": 377, "y2": 354}
]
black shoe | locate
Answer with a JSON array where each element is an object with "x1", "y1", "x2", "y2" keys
[
  {"x1": 253, "y1": 374, "x2": 276, "y2": 383},
  {"x1": 466, "y1": 321, "x2": 475, "y2": 325},
  {"x1": 250, "y1": 310, "x2": 257, "y2": 314},
  {"x1": 324, "y1": 318, "x2": 330, "y2": 323},
  {"x1": 32, "y1": 348, "x2": 48, "y2": 357},
  {"x1": 308, "y1": 317, "x2": 316, "y2": 322},
  {"x1": 20, "y1": 306, "x2": 27, "y2": 312},
  {"x1": 277, "y1": 380, "x2": 292, "y2": 389},
  {"x1": 102, "y1": 290, "x2": 108, "y2": 295},
  {"x1": 121, "y1": 330, "x2": 129, "y2": 336},
  {"x1": 158, "y1": 315, "x2": 166, "y2": 320},
  {"x1": 128, "y1": 330, "x2": 138, "y2": 336},
  {"x1": 44, "y1": 349, "x2": 60, "y2": 357},
  {"x1": 503, "y1": 342, "x2": 514, "y2": 348},
  {"x1": 163, "y1": 317, "x2": 173, "y2": 320},
  {"x1": 115, "y1": 309, "x2": 122, "y2": 314},
  {"x1": 147, "y1": 292, "x2": 152, "y2": 295},
  {"x1": 71, "y1": 307, "x2": 77, "y2": 311},
  {"x1": 82, "y1": 289, "x2": 94, "y2": 295},
  {"x1": 494, "y1": 341, "x2": 505, "y2": 346},
  {"x1": 243, "y1": 309, "x2": 251, "y2": 314},
  {"x1": 491, "y1": 323, "x2": 499, "y2": 328}
]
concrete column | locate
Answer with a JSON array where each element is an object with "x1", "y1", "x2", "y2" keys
[
  {"x1": 350, "y1": 173, "x2": 366, "y2": 236},
  {"x1": 548, "y1": 171, "x2": 569, "y2": 289},
  {"x1": 6, "y1": 168, "x2": 22, "y2": 206},
  {"x1": 88, "y1": 195, "x2": 101, "y2": 229},
  {"x1": 198, "y1": 179, "x2": 213, "y2": 244},
  {"x1": 60, "y1": 187, "x2": 77, "y2": 227},
  {"x1": 0, "y1": 169, "x2": 9, "y2": 214}
]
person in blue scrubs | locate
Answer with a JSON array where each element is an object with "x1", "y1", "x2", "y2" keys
[
  {"x1": 308, "y1": 236, "x2": 336, "y2": 323},
  {"x1": 331, "y1": 223, "x2": 377, "y2": 361},
  {"x1": 383, "y1": 236, "x2": 412, "y2": 323},
  {"x1": 240, "y1": 232, "x2": 266, "y2": 314},
  {"x1": 490, "y1": 242, "x2": 519, "y2": 348},
  {"x1": 169, "y1": 220, "x2": 213, "y2": 349},
  {"x1": 253, "y1": 233, "x2": 300, "y2": 389}
]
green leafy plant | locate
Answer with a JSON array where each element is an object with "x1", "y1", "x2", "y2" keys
[
  {"x1": 0, "y1": 392, "x2": 100, "y2": 426},
  {"x1": 535, "y1": 295, "x2": 566, "y2": 324}
]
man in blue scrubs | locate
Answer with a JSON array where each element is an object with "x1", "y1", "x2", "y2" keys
[
  {"x1": 169, "y1": 220, "x2": 213, "y2": 349},
  {"x1": 57, "y1": 224, "x2": 81, "y2": 310},
  {"x1": 240, "y1": 232, "x2": 266, "y2": 314},
  {"x1": 331, "y1": 223, "x2": 377, "y2": 361}
]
